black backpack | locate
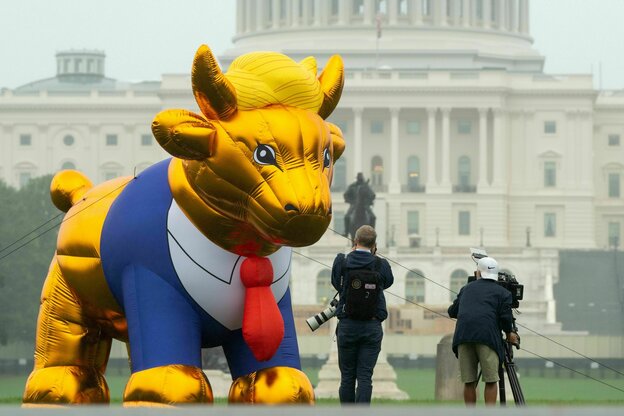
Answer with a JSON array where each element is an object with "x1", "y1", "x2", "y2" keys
[{"x1": 342, "y1": 256, "x2": 382, "y2": 320}]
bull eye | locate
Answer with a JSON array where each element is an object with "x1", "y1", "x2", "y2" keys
[
  {"x1": 253, "y1": 144, "x2": 277, "y2": 166},
  {"x1": 323, "y1": 147, "x2": 331, "y2": 169}
]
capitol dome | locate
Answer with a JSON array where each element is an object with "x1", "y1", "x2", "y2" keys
[{"x1": 223, "y1": 0, "x2": 542, "y2": 72}]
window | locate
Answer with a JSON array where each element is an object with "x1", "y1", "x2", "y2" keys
[
  {"x1": 608, "y1": 173, "x2": 620, "y2": 198},
  {"x1": 450, "y1": 269, "x2": 468, "y2": 300},
  {"x1": 608, "y1": 222, "x2": 621, "y2": 248},
  {"x1": 407, "y1": 211, "x2": 419, "y2": 234},
  {"x1": 406, "y1": 121, "x2": 420, "y2": 135},
  {"x1": 316, "y1": 270, "x2": 333, "y2": 305},
  {"x1": 407, "y1": 156, "x2": 422, "y2": 191},
  {"x1": 375, "y1": 0, "x2": 387, "y2": 14},
  {"x1": 371, "y1": 155, "x2": 384, "y2": 188},
  {"x1": 331, "y1": 158, "x2": 347, "y2": 192},
  {"x1": 371, "y1": 120, "x2": 384, "y2": 134},
  {"x1": 457, "y1": 120, "x2": 472, "y2": 134},
  {"x1": 490, "y1": 0, "x2": 497, "y2": 21},
  {"x1": 609, "y1": 134, "x2": 620, "y2": 146},
  {"x1": 544, "y1": 161, "x2": 557, "y2": 187},
  {"x1": 104, "y1": 172, "x2": 119, "y2": 181},
  {"x1": 544, "y1": 121, "x2": 557, "y2": 134},
  {"x1": 544, "y1": 213, "x2": 556, "y2": 237},
  {"x1": 19, "y1": 172, "x2": 32, "y2": 188},
  {"x1": 399, "y1": 0, "x2": 408, "y2": 15},
  {"x1": 458, "y1": 211, "x2": 470, "y2": 235},
  {"x1": 405, "y1": 271, "x2": 425, "y2": 303},
  {"x1": 331, "y1": 0, "x2": 339, "y2": 15},
  {"x1": 141, "y1": 134, "x2": 153, "y2": 146},
  {"x1": 106, "y1": 134, "x2": 118, "y2": 146},
  {"x1": 458, "y1": 156, "x2": 471, "y2": 187},
  {"x1": 63, "y1": 135, "x2": 75, "y2": 146},
  {"x1": 353, "y1": 0, "x2": 364, "y2": 14},
  {"x1": 19, "y1": 134, "x2": 32, "y2": 146},
  {"x1": 280, "y1": 0, "x2": 287, "y2": 19},
  {"x1": 61, "y1": 161, "x2": 76, "y2": 170}
]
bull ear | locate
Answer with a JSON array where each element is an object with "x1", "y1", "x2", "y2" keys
[
  {"x1": 299, "y1": 56, "x2": 318, "y2": 77},
  {"x1": 152, "y1": 109, "x2": 216, "y2": 160},
  {"x1": 317, "y1": 55, "x2": 344, "y2": 120},
  {"x1": 327, "y1": 122, "x2": 345, "y2": 161},
  {"x1": 192, "y1": 44, "x2": 238, "y2": 121}
]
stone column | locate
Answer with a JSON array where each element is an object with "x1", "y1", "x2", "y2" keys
[
  {"x1": 272, "y1": 0, "x2": 280, "y2": 29},
  {"x1": 386, "y1": 0, "x2": 396, "y2": 24},
  {"x1": 440, "y1": 107, "x2": 452, "y2": 188},
  {"x1": 462, "y1": 0, "x2": 471, "y2": 26},
  {"x1": 237, "y1": 0, "x2": 245, "y2": 34},
  {"x1": 482, "y1": 0, "x2": 491, "y2": 28},
  {"x1": 338, "y1": 0, "x2": 350, "y2": 24},
  {"x1": 519, "y1": 0, "x2": 529, "y2": 34},
  {"x1": 353, "y1": 107, "x2": 364, "y2": 178},
  {"x1": 364, "y1": 0, "x2": 375, "y2": 24},
  {"x1": 292, "y1": 0, "x2": 300, "y2": 26},
  {"x1": 389, "y1": 107, "x2": 401, "y2": 193},
  {"x1": 314, "y1": 0, "x2": 323, "y2": 26},
  {"x1": 413, "y1": 0, "x2": 423, "y2": 24},
  {"x1": 426, "y1": 108, "x2": 437, "y2": 188},
  {"x1": 256, "y1": 0, "x2": 265, "y2": 30},
  {"x1": 302, "y1": 0, "x2": 311, "y2": 25},
  {"x1": 498, "y1": 0, "x2": 507, "y2": 30},
  {"x1": 492, "y1": 108, "x2": 506, "y2": 189},
  {"x1": 477, "y1": 108, "x2": 489, "y2": 189}
]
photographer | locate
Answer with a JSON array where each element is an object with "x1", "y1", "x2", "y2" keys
[
  {"x1": 448, "y1": 257, "x2": 519, "y2": 406},
  {"x1": 331, "y1": 225, "x2": 394, "y2": 404}
]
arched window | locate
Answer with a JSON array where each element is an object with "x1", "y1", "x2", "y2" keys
[
  {"x1": 371, "y1": 155, "x2": 383, "y2": 188},
  {"x1": 331, "y1": 157, "x2": 347, "y2": 192},
  {"x1": 405, "y1": 270, "x2": 425, "y2": 303},
  {"x1": 407, "y1": 155, "x2": 421, "y2": 192},
  {"x1": 458, "y1": 156, "x2": 471, "y2": 187},
  {"x1": 450, "y1": 269, "x2": 468, "y2": 301},
  {"x1": 61, "y1": 161, "x2": 76, "y2": 170},
  {"x1": 316, "y1": 270, "x2": 333, "y2": 305}
]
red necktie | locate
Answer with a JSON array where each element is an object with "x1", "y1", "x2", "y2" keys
[{"x1": 239, "y1": 257, "x2": 284, "y2": 361}]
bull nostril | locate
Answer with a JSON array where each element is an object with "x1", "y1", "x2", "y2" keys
[{"x1": 285, "y1": 204, "x2": 299, "y2": 212}]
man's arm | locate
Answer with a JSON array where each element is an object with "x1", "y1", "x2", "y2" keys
[
  {"x1": 448, "y1": 289, "x2": 462, "y2": 318},
  {"x1": 380, "y1": 259, "x2": 394, "y2": 289},
  {"x1": 498, "y1": 291, "x2": 514, "y2": 333},
  {"x1": 331, "y1": 254, "x2": 345, "y2": 292}
]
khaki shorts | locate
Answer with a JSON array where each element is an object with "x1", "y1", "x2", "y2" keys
[{"x1": 458, "y1": 343, "x2": 500, "y2": 383}]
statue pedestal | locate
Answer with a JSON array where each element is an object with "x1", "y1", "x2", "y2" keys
[{"x1": 314, "y1": 319, "x2": 409, "y2": 400}]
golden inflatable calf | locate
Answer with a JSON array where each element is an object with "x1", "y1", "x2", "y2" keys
[{"x1": 23, "y1": 44, "x2": 345, "y2": 406}]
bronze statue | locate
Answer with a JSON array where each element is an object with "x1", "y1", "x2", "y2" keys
[{"x1": 343, "y1": 173, "x2": 376, "y2": 242}]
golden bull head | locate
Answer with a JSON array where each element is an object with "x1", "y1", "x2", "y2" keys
[{"x1": 153, "y1": 45, "x2": 345, "y2": 256}]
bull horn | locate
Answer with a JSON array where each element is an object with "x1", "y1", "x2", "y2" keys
[
  {"x1": 192, "y1": 44, "x2": 238, "y2": 120},
  {"x1": 317, "y1": 55, "x2": 344, "y2": 120},
  {"x1": 299, "y1": 56, "x2": 318, "y2": 77}
]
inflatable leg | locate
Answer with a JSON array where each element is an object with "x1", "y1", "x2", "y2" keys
[
  {"x1": 23, "y1": 258, "x2": 111, "y2": 405},
  {"x1": 228, "y1": 366, "x2": 314, "y2": 404}
]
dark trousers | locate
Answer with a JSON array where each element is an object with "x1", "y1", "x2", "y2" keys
[{"x1": 336, "y1": 318, "x2": 383, "y2": 404}]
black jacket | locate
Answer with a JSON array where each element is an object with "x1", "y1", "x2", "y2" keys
[
  {"x1": 448, "y1": 279, "x2": 514, "y2": 361},
  {"x1": 331, "y1": 250, "x2": 394, "y2": 321}
]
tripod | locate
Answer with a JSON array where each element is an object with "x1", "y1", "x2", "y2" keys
[{"x1": 499, "y1": 336, "x2": 525, "y2": 405}]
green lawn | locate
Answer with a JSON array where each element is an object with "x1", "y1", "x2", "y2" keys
[{"x1": 3, "y1": 368, "x2": 624, "y2": 404}]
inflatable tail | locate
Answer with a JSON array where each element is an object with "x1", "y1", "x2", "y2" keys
[{"x1": 50, "y1": 170, "x2": 94, "y2": 212}]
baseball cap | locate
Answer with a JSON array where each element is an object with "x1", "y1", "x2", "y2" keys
[{"x1": 477, "y1": 257, "x2": 499, "y2": 280}]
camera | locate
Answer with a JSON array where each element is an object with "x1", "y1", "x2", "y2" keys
[
  {"x1": 469, "y1": 248, "x2": 524, "y2": 309},
  {"x1": 306, "y1": 297, "x2": 339, "y2": 331}
]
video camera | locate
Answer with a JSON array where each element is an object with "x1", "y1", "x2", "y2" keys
[{"x1": 469, "y1": 248, "x2": 524, "y2": 309}]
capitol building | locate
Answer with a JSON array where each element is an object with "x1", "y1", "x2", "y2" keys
[{"x1": 1, "y1": 0, "x2": 623, "y2": 357}]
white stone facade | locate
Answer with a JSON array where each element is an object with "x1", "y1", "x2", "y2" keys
[{"x1": 1, "y1": 1, "x2": 623, "y2": 340}]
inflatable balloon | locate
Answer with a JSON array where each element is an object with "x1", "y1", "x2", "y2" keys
[{"x1": 23, "y1": 44, "x2": 345, "y2": 406}]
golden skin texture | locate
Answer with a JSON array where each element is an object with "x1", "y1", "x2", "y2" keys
[{"x1": 23, "y1": 45, "x2": 344, "y2": 406}]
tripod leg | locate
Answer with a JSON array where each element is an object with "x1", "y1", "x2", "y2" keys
[{"x1": 498, "y1": 364, "x2": 506, "y2": 406}]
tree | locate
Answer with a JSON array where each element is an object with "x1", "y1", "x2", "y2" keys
[{"x1": 0, "y1": 176, "x2": 60, "y2": 346}]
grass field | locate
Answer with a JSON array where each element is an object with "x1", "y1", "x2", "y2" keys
[{"x1": 2, "y1": 368, "x2": 624, "y2": 404}]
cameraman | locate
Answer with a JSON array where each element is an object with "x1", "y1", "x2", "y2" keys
[
  {"x1": 331, "y1": 225, "x2": 394, "y2": 404},
  {"x1": 447, "y1": 257, "x2": 519, "y2": 406}
]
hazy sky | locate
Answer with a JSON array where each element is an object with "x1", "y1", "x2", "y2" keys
[{"x1": 1, "y1": 0, "x2": 623, "y2": 90}]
